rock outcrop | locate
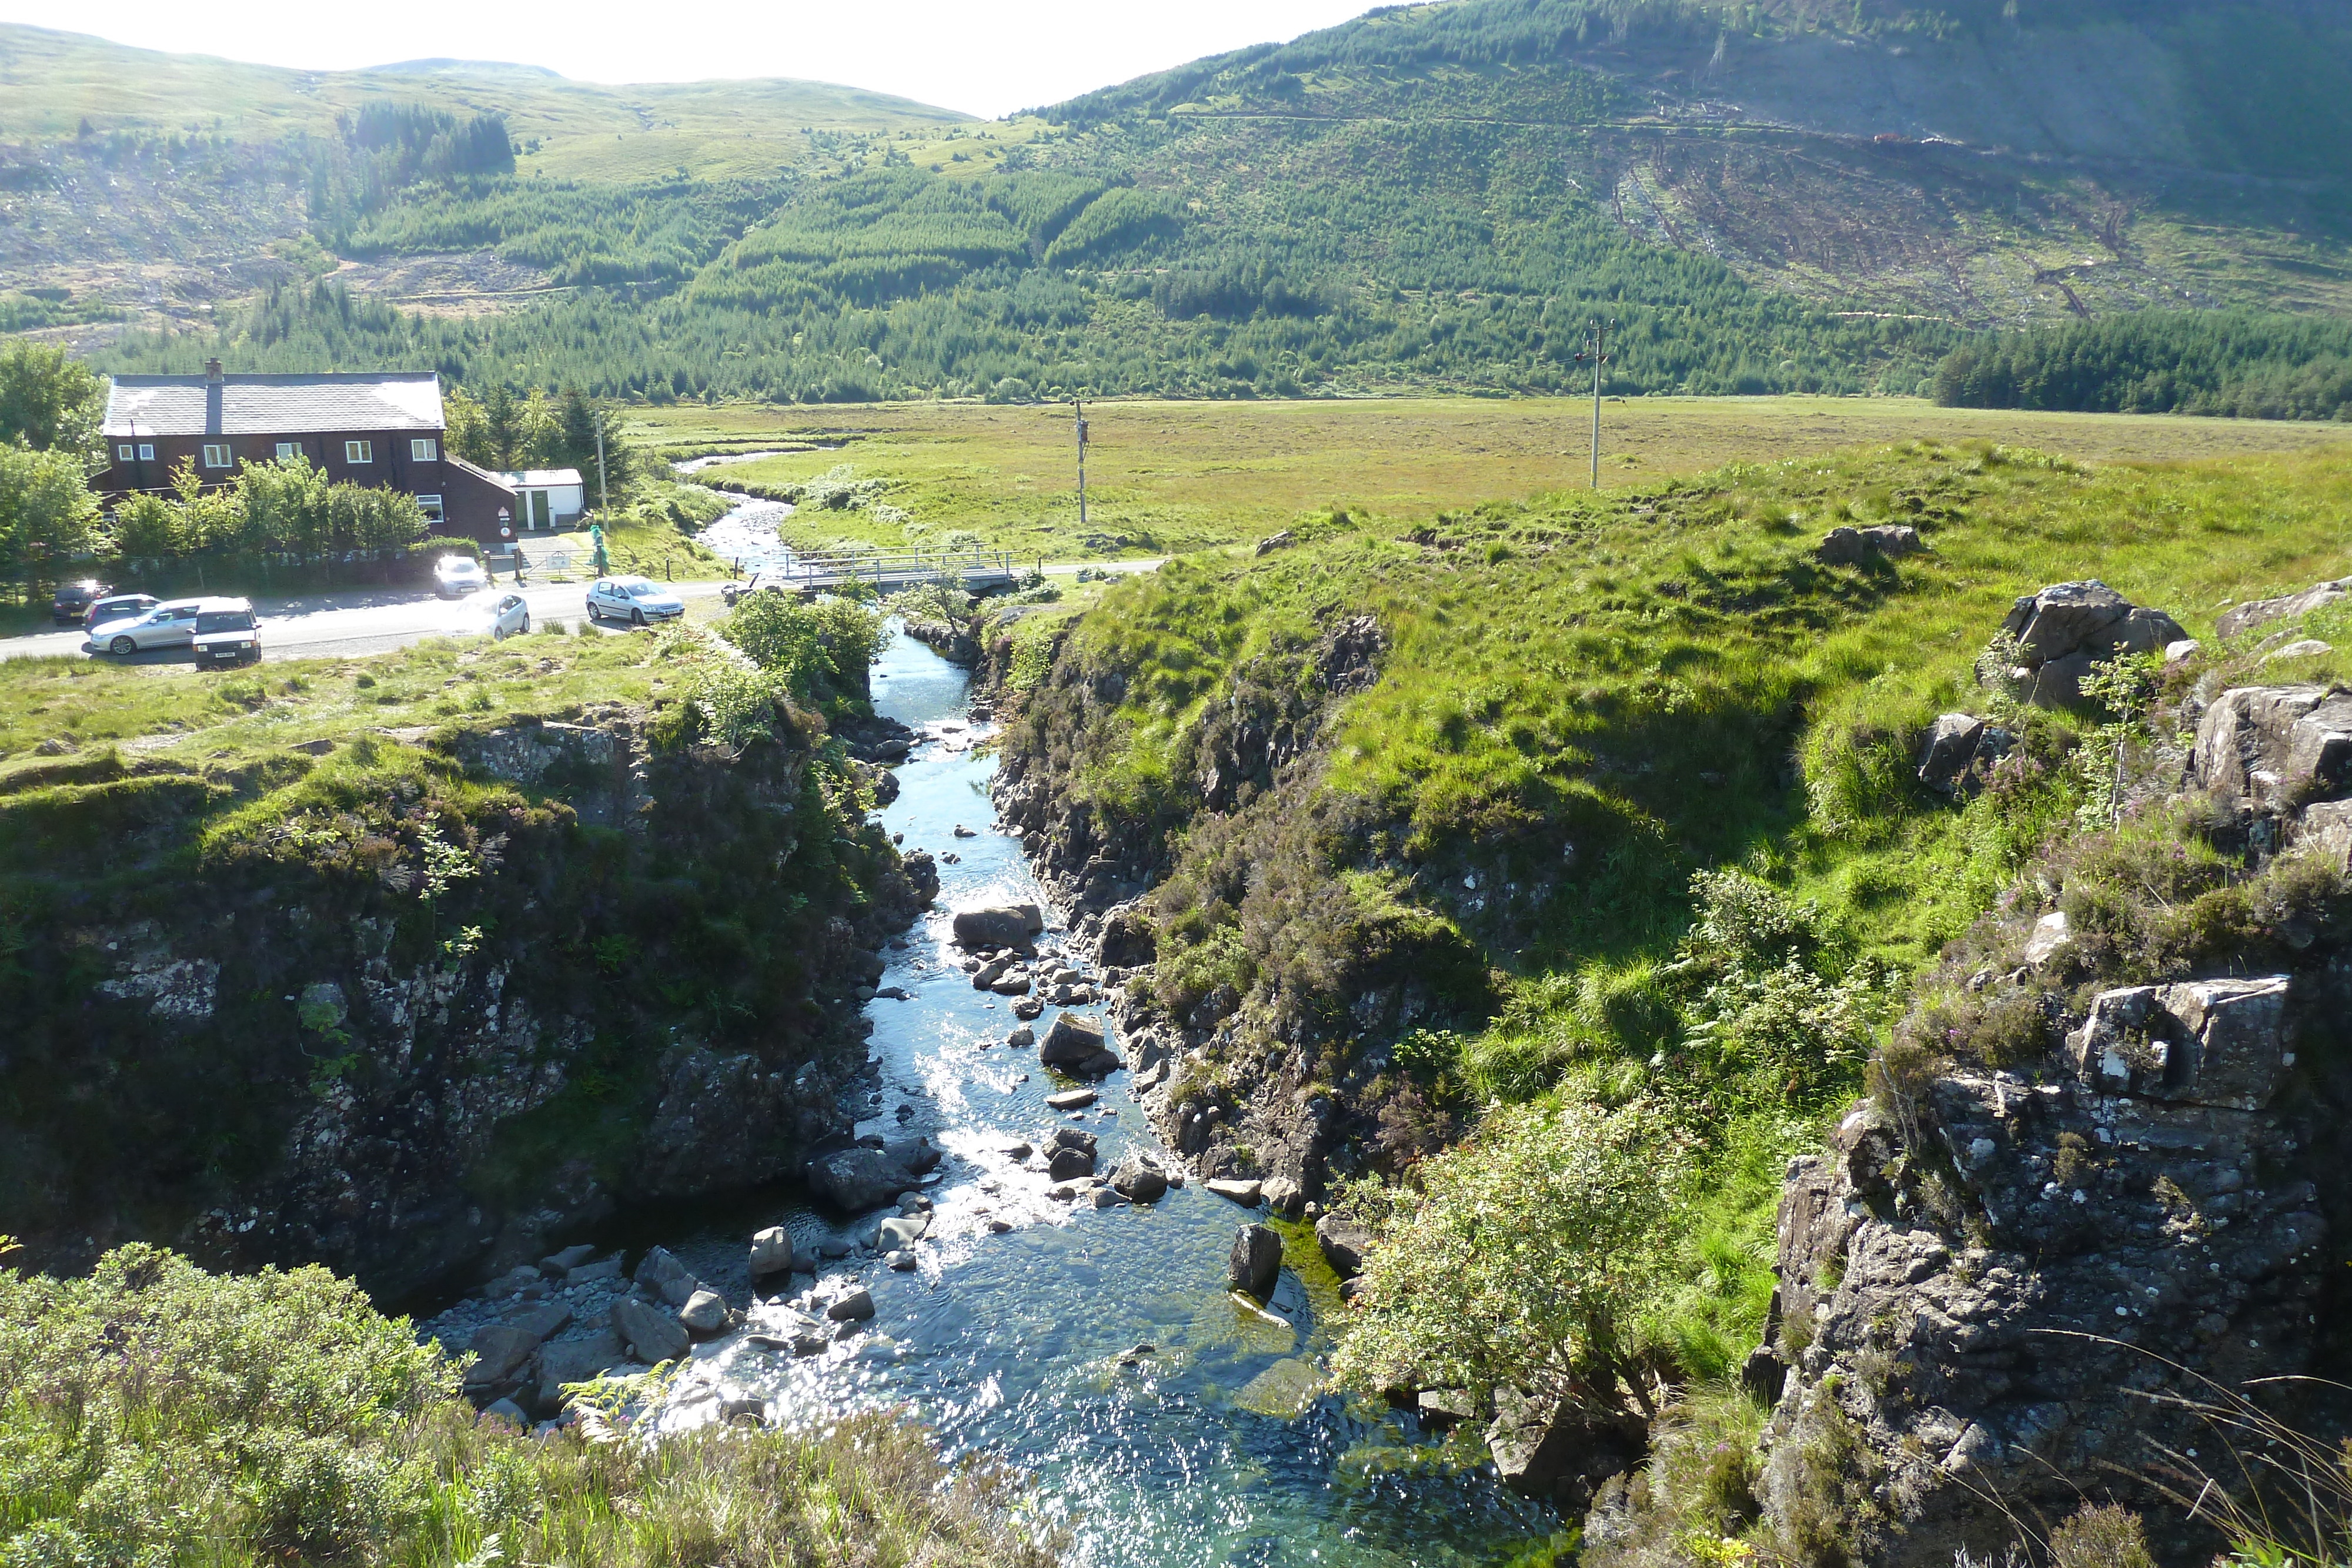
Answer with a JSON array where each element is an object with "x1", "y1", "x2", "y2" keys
[
  {"x1": 2217, "y1": 577, "x2": 2352, "y2": 640},
  {"x1": 1997, "y1": 580, "x2": 2186, "y2": 708},
  {"x1": 1756, "y1": 678, "x2": 2352, "y2": 1562},
  {"x1": 15, "y1": 707, "x2": 931, "y2": 1302}
]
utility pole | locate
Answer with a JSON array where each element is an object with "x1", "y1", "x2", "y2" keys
[
  {"x1": 1573, "y1": 319, "x2": 1615, "y2": 490},
  {"x1": 594, "y1": 409, "x2": 610, "y2": 516},
  {"x1": 1072, "y1": 399, "x2": 1089, "y2": 531}
]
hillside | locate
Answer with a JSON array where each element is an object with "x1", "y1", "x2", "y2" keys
[{"x1": 6, "y1": 0, "x2": 2352, "y2": 400}]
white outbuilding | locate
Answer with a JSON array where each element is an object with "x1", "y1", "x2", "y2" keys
[{"x1": 497, "y1": 468, "x2": 587, "y2": 530}]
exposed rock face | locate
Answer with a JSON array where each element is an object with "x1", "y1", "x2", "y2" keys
[
  {"x1": 2064, "y1": 977, "x2": 2292, "y2": 1110},
  {"x1": 1315, "y1": 1213, "x2": 1373, "y2": 1276},
  {"x1": 904, "y1": 617, "x2": 982, "y2": 666},
  {"x1": 14, "y1": 707, "x2": 931, "y2": 1302},
  {"x1": 2217, "y1": 577, "x2": 2352, "y2": 640},
  {"x1": 1916, "y1": 711, "x2": 2016, "y2": 795},
  {"x1": 1488, "y1": 1390, "x2": 1648, "y2": 1510},
  {"x1": 2191, "y1": 684, "x2": 2352, "y2": 811},
  {"x1": 1762, "y1": 1065, "x2": 2325, "y2": 1566}
]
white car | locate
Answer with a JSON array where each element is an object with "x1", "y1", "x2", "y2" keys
[
  {"x1": 434, "y1": 556, "x2": 489, "y2": 598},
  {"x1": 192, "y1": 600, "x2": 262, "y2": 667},
  {"x1": 586, "y1": 576, "x2": 684, "y2": 626},
  {"x1": 483, "y1": 592, "x2": 531, "y2": 640},
  {"x1": 88, "y1": 598, "x2": 205, "y2": 655}
]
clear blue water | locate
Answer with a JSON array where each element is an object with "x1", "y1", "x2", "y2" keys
[{"x1": 626, "y1": 626, "x2": 1556, "y2": 1566}]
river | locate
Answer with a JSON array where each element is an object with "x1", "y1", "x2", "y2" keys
[{"x1": 592, "y1": 624, "x2": 1558, "y2": 1566}]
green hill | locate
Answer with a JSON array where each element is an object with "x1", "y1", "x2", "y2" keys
[{"x1": 8, "y1": 2, "x2": 2352, "y2": 404}]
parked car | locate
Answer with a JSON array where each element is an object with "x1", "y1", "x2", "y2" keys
[
  {"x1": 192, "y1": 600, "x2": 262, "y2": 667},
  {"x1": 586, "y1": 576, "x2": 684, "y2": 625},
  {"x1": 85, "y1": 593, "x2": 159, "y2": 631},
  {"x1": 87, "y1": 598, "x2": 205, "y2": 655},
  {"x1": 433, "y1": 555, "x2": 489, "y2": 598},
  {"x1": 484, "y1": 592, "x2": 531, "y2": 640},
  {"x1": 52, "y1": 579, "x2": 112, "y2": 625}
]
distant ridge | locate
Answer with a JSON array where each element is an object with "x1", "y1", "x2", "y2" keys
[{"x1": 364, "y1": 58, "x2": 564, "y2": 79}]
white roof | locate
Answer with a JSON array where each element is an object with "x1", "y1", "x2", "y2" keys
[
  {"x1": 104, "y1": 372, "x2": 444, "y2": 437},
  {"x1": 498, "y1": 468, "x2": 584, "y2": 487}
]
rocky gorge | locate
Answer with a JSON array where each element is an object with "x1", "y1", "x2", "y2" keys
[
  {"x1": 2, "y1": 687, "x2": 934, "y2": 1305},
  {"x1": 944, "y1": 552, "x2": 2352, "y2": 1562}
]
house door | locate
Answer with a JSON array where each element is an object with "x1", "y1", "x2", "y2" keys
[{"x1": 529, "y1": 490, "x2": 552, "y2": 529}]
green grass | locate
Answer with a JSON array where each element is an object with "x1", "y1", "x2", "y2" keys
[
  {"x1": 0, "y1": 627, "x2": 670, "y2": 769},
  {"x1": 1003, "y1": 432, "x2": 2352, "y2": 1433},
  {"x1": 0, "y1": 1241, "x2": 1057, "y2": 1568},
  {"x1": 623, "y1": 396, "x2": 2352, "y2": 563}
]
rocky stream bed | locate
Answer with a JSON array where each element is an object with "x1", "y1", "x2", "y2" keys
[{"x1": 416, "y1": 624, "x2": 1553, "y2": 1567}]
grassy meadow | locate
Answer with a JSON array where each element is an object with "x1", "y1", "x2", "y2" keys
[{"x1": 631, "y1": 395, "x2": 2352, "y2": 561}]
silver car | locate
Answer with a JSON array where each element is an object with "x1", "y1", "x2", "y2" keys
[
  {"x1": 88, "y1": 598, "x2": 205, "y2": 655},
  {"x1": 586, "y1": 576, "x2": 684, "y2": 626},
  {"x1": 485, "y1": 592, "x2": 531, "y2": 639}
]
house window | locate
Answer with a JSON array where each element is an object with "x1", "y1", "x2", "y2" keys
[
  {"x1": 416, "y1": 494, "x2": 445, "y2": 523},
  {"x1": 411, "y1": 437, "x2": 439, "y2": 461},
  {"x1": 276, "y1": 442, "x2": 300, "y2": 460},
  {"x1": 117, "y1": 443, "x2": 133, "y2": 462},
  {"x1": 202, "y1": 443, "x2": 232, "y2": 468},
  {"x1": 138, "y1": 443, "x2": 155, "y2": 462},
  {"x1": 345, "y1": 440, "x2": 373, "y2": 463}
]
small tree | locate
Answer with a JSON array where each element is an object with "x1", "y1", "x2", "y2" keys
[
  {"x1": 442, "y1": 385, "x2": 495, "y2": 468},
  {"x1": 1334, "y1": 1096, "x2": 1693, "y2": 1416},
  {"x1": 235, "y1": 455, "x2": 335, "y2": 566},
  {"x1": 0, "y1": 443, "x2": 101, "y2": 599},
  {"x1": 554, "y1": 387, "x2": 631, "y2": 495},
  {"x1": 334, "y1": 485, "x2": 428, "y2": 561},
  {"x1": 0, "y1": 341, "x2": 105, "y2": 462}
]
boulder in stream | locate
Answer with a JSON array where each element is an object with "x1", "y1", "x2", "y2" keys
[
  {"x1": 953, "y1": 904, "x2": 1043, "y2": 949},
  {"x1": 1040, "y1": 1011, "x2": 1120, "y2": 1075},
  {"x1": 679, "y1": 1289, "x2": 730, "y2": 1336},
  {"x1": 1228, "y1": 1224, "x2": 1283, "y2": 1301},
  {"x1": 612, "y1": 1297, "x2": 690, "y2": 1364},
  {"x1": 804, "y1": 1138, "x2": 940, "y2": 1212},
  {"x1": 1110, "y1": 1151, "x2": 1170, "y2": 1203},
  {"x1": 1315, "y1": 1214, "x2": 1374, "y2": 1278}
]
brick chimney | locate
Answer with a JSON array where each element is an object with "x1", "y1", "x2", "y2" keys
[{"x1": 205, "y1": 357, "x2": 224, "y2": 383}]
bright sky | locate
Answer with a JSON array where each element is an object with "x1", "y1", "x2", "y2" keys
[{"x1": 0, "y1": 0, "x2": 1386, "y2": 118}]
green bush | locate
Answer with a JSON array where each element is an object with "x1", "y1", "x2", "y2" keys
[
  {"x1": 0, "y1": 1241, "x2": 1057, "y2": 1568},
  {"x1": 1334, "y1": 1096, "x2": 1693, "y2": 1413},
  {"x1": 719, "y1": 593, "x2": 884, "y2": 717}
]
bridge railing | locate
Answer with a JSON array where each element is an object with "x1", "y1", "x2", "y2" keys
[{"x1": 774, "y1": 549, "x2": 1023, "y2": 584}]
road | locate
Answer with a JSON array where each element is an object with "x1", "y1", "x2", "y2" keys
[
  {"x1": 0, "y1": 556, "x2": 1167, "y2": 668},
  {"x1": 1, "y1": 580, "x2": 731, "y2": 666}
]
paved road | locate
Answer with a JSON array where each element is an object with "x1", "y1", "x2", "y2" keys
[
  {"x1": 0, "y1": 556, "x2": 1167, "y2": 669},
  {"x1": 1, "y1": 579, "x2": 731, "y2": 666}
]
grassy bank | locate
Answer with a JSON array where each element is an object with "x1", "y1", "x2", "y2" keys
[
  {"x1": 627, "y1": 397, "x2": 2352, "y2": 563},
  {"x1": 998, "y1": 434, "x2": 2352, "y2": 1435},
  {"x1": 0, "y1": 1241, "x2": 1055, "y2": 1567}
]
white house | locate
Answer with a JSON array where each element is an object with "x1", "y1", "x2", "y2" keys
[{"x1": 497, "y1": 468, "x2": 587, "y2": 530}]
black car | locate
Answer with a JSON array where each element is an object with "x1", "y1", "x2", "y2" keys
[
  {"x1": 52, "y1": 579, "x2": 112, "y2": 626},
  {"x1": 192, "y1": 601, "x2": 262, "y2": 667}
]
